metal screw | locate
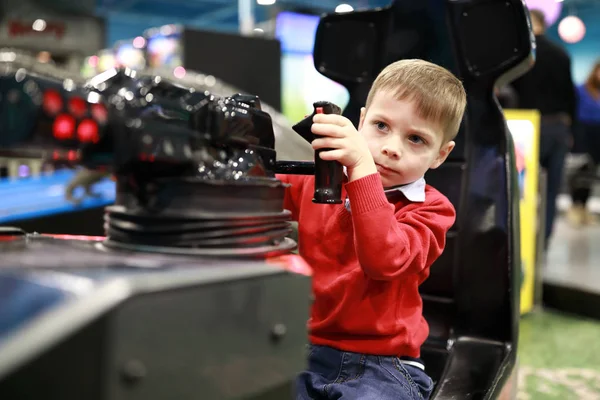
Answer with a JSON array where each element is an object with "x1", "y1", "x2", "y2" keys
[
  {"x1": 121, "y1": 359, "x2": 146, "y2": 385},
  {"x1": 271, "y1": 323, "x2": 287, "y2": 342}
]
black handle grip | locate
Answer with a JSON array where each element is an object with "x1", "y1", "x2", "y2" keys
[
  {"x1": 292, "y1": 101, "x2": 344, "y2": 204},
  {"x1": 274, "y1": 161, "x2": 315, "y2": 175}
]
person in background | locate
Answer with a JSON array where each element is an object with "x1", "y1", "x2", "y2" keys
[
  {"x1": 511, "y1": 8, "x2": 577, "y2": 248},
  {"x1": 567, "y1": 61, "x2": 600, "y2": 226}
]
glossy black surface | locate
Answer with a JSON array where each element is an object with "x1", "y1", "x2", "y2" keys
[
  {"x1": 313, "y1": 0, "x2": 534, "y2": 398},
  {"x1": 292, "y1": 101, "x2": 344, "y2": 204},
  {"x1": 0, "y1": 67, "x2": 334, "y2": 250}
]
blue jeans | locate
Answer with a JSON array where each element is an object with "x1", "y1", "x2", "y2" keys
[{"x1": 295, "y1": 345, "x2": 434, "y2": 399}]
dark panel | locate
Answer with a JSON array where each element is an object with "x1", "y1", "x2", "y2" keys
[
  {"x1": 431, "y1": 339, "x2": 510, "y2": 399},
  {"x1": 7, "y1": 207, "x2": 106, "y2": 236},
  {"x1": 0, "y1": 317, "x2": 107, "y2": 400},
  {"x1": 421, "y1": 233, "x2": 457, "y2": 298},
  {"x1": 422, "y1": 295, "x2": 455, "y2": 343},
  {"x1": 455, "y1": 0, "x2": 527, "y2": 76},
  {"x1": 425, "y1": 162, "x2": 466, "y2": 221},
  {"x1": 183, "y1": 29, "x2": 282, "y2": 111},
  {"x1": 543, "y1": 282, "x2": 600, "y2": 321}
]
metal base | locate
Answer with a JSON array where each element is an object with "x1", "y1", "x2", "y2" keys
[
  {"x1": 0, "y1": 235, "x2": 310, "y2": 400},
  {"x1": 101, "y1": 237, "x2": 298, "y2": 258}
]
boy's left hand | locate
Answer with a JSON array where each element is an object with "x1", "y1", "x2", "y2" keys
[{"x1": 311, "y1": 114, "x2": 377, "y2": 181}]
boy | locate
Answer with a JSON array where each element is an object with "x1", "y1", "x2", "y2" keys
[{"x1": 276, "y1": 59, "x2": 467, "y2": 399}]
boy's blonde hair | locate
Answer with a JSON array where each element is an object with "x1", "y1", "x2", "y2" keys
[{"x1": 365, "y1": 59, "x2": 466, "y2": 141}]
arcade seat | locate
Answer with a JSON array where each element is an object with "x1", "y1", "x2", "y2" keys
[{"x1": 312, "y1": 0, "x2": 534, "y2": 398}]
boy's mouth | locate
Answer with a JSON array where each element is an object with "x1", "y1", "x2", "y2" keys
[{"x1": 375, "y1": 163, "x2": 396, "y2": 175}]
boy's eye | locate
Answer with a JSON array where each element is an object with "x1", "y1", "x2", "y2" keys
[
  {"x1": 408, "y1": 135, "x2": 425, "y2": 144},
  {"x1": 374, "y1": 121, "x2": 388, "y2": 131}
]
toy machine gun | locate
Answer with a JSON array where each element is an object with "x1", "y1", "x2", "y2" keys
[{"x1": 0, "y1": 66, "x2": 347, "y2": 254}]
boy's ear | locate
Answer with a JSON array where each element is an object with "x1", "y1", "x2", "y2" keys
[
  {"x1": 358, "y1": 107, "x2": 366, "y2": 130},
  {"x1": 430, "y1": 140, "x2": 455, "y2": 169}
]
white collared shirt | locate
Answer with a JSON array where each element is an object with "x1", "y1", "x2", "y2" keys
[{"x1": 343, "y1": 167, "x2": 426, "y2": 212}]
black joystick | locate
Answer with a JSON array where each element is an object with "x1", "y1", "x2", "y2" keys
[{"x1": 292, "y1": 101, "x2": 344, "y2": 204}]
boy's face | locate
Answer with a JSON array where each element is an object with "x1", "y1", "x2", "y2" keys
[{"x1": 358, "y1": 90, "x2": 455, "y2": 188}]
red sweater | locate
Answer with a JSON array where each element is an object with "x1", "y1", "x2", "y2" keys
[{"x1": 277, "y1": 173, "x2": 455, "y2": 358}]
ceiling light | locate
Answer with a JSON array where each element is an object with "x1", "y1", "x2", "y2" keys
[
  {"x1": 335, "y1": 4, "x2": 354, "y2": 13},
  {"x1": 558, "y1": 15, "x2": 586, "y2": 43},
  {"x1": 32, "y1": 19, "x2": 46, "y2": 32}
]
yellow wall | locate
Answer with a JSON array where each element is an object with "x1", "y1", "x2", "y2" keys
[{"x1": 504, "y1": 109, "x2": 541, "y2": 315}]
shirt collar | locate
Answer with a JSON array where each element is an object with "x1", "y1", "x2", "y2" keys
[
  {"x1": 342, "y1": 166, "x2": 426, "y2": 203},
  {"x1": 384, "y1": 177, "x2": 426, "y2": 202}
]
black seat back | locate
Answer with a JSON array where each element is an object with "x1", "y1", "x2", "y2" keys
[{"x1": 313, "y1": 0, "x2": 532, "y2": 351}]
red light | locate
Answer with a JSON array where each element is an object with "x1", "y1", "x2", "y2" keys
[
  {"x1": 90, "y1": 103, "x2": 108, "y2": 124},
  {"x1": 0, "y1": 236, "x2": 22, "y2": 242},
  {"x1": 67, "y1": 150, "x2": 78, "y2": 161},
  {"x1": 68, "y1": 97, "x2": 87, "y2": 118},
  {"x1": 77, "y1": 119, "x2": 99, "y2": 143},
  {"x1": 43, "y1": 234, "x2": 106, "y2": 241},
  {"x1": 42, "y1": 89, "x2": 63, "y2": 116},
  {"x1": 52, "y1": 114, "x2": 75, "y2": 140},
  {"x1": 88, "y1": 55, "x2": 99, "y2": 68}
]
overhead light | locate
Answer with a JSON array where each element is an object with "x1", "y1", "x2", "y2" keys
[
  {"x1": 257, "y1": 0, "x2": 276, "y2": 5},
  {"x1": 132, "y1": 36, "x2": 146, "y2": 49},
  {"x1": 173, "y1": 66, "x2": 187, "y2": 79},
  {"x1": 558, "y1": 15, "x2": 586, "y2": 43},
  {"x1": 253, "y1": 28, "x2": 265, "y2": 34},
  {"x1": 32, "y1": 19, "x2": 46, "y2": 32},
  {"x1": 335, "y1": 4, "x2": 354, "y2": 13}
]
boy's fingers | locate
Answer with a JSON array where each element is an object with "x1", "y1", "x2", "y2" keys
[
  {"x1": 311, "y1": 123, "x2": 344, "y2": 137},
  {"x1": 319, "y1": 149, "x2": 344, "y2": 161},
  {"x1": 311, "y1": 137, "x2": 344, "y2": 150},
  {"x1": 313, "y1": 113, "x2": 350, "y2": 126}
]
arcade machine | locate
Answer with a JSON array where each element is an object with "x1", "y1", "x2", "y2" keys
[
  {"x1": 0, "y1": 53, "x2": 114, "y2": 235},
  {"x1": 0, "y1": 50, "x2": 312, "y2": 236},
  {"x1": 0, "y1": 49, "x2": 79, "y2": 180},
  {"x1": 0, "y1": 65, "x2": 332, "y2": 399}
]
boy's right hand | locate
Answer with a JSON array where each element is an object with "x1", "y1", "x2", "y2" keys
[{"x1": 310, "y1": 114, "x2": 377, "y2": 183}]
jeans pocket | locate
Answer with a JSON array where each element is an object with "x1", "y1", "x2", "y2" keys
[
  {"x1": 306, "y1": 344, "x2": 323, "y2": 360},
  {"x1": 395, "y1": 360, "x2": 434, "y2": 400}
]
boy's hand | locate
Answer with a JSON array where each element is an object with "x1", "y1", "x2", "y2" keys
[{"x1": 311, "y1": 114, "x2": 377, "y2": 182}]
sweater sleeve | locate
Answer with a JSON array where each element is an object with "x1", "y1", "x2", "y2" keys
[
  {"x1": 276, "y1": 174, "x2": 307, "y2": 222},
  {"x1": 345, "y1": 173, "x2": 456, "y2": 281}
]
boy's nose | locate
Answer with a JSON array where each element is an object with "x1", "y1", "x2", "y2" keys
[{"x1": 382, "y1": 146, "x2": 400, "y2": 160}]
